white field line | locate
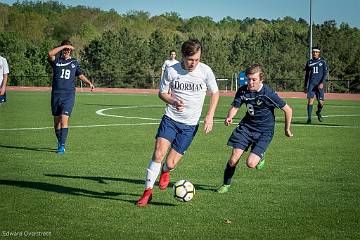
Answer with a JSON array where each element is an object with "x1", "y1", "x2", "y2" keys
[{"x1": 1, "y1": 106, "x2": 359, "y2": 131}]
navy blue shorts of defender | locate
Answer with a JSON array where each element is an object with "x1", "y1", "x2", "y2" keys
[
  {"x1": 227, "y1": 124, "x2": 274, "y2": 159},
  {"x1": 51, "y1": 92, "x2": 75, "y2": 116},
  {"x1": 307, "y1": 84, "x2": 325, "y2": 100},
  {"x1": 156, "y1": 115, "x2": 199, "y2": 155}
]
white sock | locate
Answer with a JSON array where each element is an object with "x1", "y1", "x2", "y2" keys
[{"x1": 145, "y1": 161, "x2": 161, "y2": 189}]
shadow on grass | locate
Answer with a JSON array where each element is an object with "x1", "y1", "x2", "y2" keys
[
  {"x1": 0, "y1": 179, "x2": 121, "y2": 200},
  {"x1": 277, "y1": 119, "x2": 345, "y2": 127},
  {"x1": 0, "y1": 144, "x2": 56, "y2": 153},
  {"x1": 0, "y1": 178, "x2": 177, "y2": 207},
  {"x1": 44, "y1": 174, "x2": 216, "y2": 192}
]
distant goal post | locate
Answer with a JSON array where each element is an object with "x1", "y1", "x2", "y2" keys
[{"x1": 216, "y1": 73, "x2": 238, "y2": 92}]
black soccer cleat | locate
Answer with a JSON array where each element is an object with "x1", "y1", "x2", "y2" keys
[{"x1": 316, "y1": 111, "x2": 324, "y2": 122}]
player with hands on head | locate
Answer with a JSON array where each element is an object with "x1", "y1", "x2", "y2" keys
[
  {"x1": 136, "y1": 39, "x2": 219, "y2": 206},
  {"x1": 217, "y1": 64, "x2": 293, "y2": 194},
  {"x1": 48, "y1": 40, "x2": 94, "y2": 154}
]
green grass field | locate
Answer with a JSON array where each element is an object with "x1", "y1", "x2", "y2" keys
[{"x1": 1, "y1": 90, "x2": 360, "y2": 240}]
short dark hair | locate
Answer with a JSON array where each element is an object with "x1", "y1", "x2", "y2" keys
[
  {"x1": 181, "y1": 39, "x2": 202, "y2": 58},
  {"x1": 245, "y1": 64, "x2": 265, "y2": 81},
  {"x1": 61, "y1": 39, "x2": 72, "y2": 46},
  {"x1": 169, "y1": 50, "x2": 176, "y2": 55}
]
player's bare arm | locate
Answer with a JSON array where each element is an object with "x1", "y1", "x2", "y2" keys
[
  {"x1": 282, "y1": 104, "x2": 293, "y2": 137},
  {"x1": 48, "y1": 45, "x2": 75, "y2": 61},
  {"x1": 203, "y1": 91, "x2": 219, "y2": 133},
  {"x1": 224, "y1": 106, "x2": 238, "y2": 126},
  {"x1": 79, "y1": 74, "x2": 95, "y2": 91},
  {"x1": 158, "y1": 91, "x2": 184, "y2": 112}
]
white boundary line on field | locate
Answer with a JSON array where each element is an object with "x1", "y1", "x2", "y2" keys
[
  {"x1": 95, "y1": 105, "x2": 161, "y2": 121},
  {"x1": 1, "y1": 106, "x2": 359, "y2": 131}
]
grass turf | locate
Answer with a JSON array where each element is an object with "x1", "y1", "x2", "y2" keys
[{"x1": 0, "y1": 90, "x2": 359, "y2": 239}]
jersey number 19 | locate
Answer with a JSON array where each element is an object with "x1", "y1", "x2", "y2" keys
[{"x1": 60, "y1": 69, "x2": 71, "y2": 79}]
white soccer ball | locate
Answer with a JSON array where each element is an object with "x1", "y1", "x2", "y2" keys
[{"x1": 173, "y1": 180, "x2": 195, "y2": 202}]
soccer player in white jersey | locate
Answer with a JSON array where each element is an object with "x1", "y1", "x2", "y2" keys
[
  {"x1": 160, "y1": 50, "x2": 179, "y2": 80},
  {"x1": 0, "y1": 55, "x2": 9, "y2": 105},
  {"x1": 136, "y1": 39, "x2": 219, "y2": 206}
]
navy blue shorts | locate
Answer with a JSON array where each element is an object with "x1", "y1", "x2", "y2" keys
[
  {"x1": 227, "y1": 124, "x2": 274, "y2": 159},
  {"x1": 0, "y1": 92, "x2": 6, "y2": 103},
  {"x1": 307, "y1": 84, "x2": 325, "y2": 100},
  {"x1": 51, "y1": 92, "x2": 75, "y2": 116},
  {"x1": 156, "y1": 115, "x2": 199, "y2": 155}
]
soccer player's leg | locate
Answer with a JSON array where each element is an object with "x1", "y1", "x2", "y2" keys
[
  {"x1": 306, "y1": 87, "x2": 316, "y2": 124},
  {"x1": 137, "y1": 116, "x2": 173, "y2": 206},
  {"x1": 159, "y1": 150, "x2": 181, "y2": 190},
  {"x1": 217, "y1": 125, "x2": 249, "y2": 193},
  {"x1": 53, "y1": 116, "x2": 61, "y2": 148},
  {"x1": 315, "y1": 89, "x2": 325, "y2": 122},
  {"x1": 57, "y1": 93, "x2": 75, "y2": 154},
  {"x1": 250, "y1": 131, "x2": 273, "y2": 170},
  {"x1": 160, "y1": 123, "x2": 198, "y2": 190},
  {"x1": 136, "y1": 159, "x2": 162, "y2": 207},
  {"x1": 217, "y1": 148, "x2": 244, "y2": 193},
  {"x1": 51, "y1": 93, "x2": 62, "y2": 151}
]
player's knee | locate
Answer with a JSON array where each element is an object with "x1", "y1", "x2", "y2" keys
[
  {"x1": 246, "y1": 161, "x2": 257, "y2": 169},
  {"x1": 246, "y1": 158, "x2": 259, "y2": 168}
]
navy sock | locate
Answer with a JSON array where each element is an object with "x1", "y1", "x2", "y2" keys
[
  {"x1": 60, "y1": 128, "x2": 68, "y2": 146},
  {"x1": 55, "y1": 129, "x2": 61, "y2": 143},
  {"x1": 307, "y1": 104, "x2": 313, "y2": 119},
  {"x1": 223, "y1": 162, "x2": 236, "y2": 185},
  {"x1": 317, "y1": 103, "x2": 323, "y2": 113}
]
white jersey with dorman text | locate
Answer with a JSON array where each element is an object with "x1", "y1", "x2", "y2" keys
[
  {"x1": 160, "y1": 62, "x2": 218, "y2": 125},
  {"x1": 0, "y1": 56, "x2": 9, "y2": 86}
]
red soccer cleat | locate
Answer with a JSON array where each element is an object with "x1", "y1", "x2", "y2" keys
[
  {"x1": 136, "y1": 188, "x2": 153, "y2": 207},
  {"x1": 159, "y1": 171, "x2": 170, "y2": 190}
]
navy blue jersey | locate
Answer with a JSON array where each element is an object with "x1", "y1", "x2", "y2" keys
[
  {"x1": 232, "y1": 85, "x2": 286, "y2": 132},
  {"x1": 49, "y1": 57, "x2": 83, "y2": 93},
  {"x1": 304, "y1": 57, "x2": 328, "y2": 89}
]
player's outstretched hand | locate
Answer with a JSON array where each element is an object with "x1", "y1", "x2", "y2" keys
[
  {"x1": 224, "y1": 117, "x2": 232, "y2": 126},
  {"x1": 203, "y1": 115, "x2": 214, "y2": 133},
  {"x1": 285, "y1": 129, "x2": 293, "y2": 137},
  {"x1": 90, "y1": 83, "x2": 95, "y2": 92}
]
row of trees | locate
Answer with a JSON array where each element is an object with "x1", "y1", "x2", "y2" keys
[{"x1": 0, "y1": 1, "x2": 359, "y2": 92}]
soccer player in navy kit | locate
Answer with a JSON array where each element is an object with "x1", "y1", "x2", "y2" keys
[
  {"x1": 304, "y1": 47, "x2": 328, "y2": 124},
  {"x1": 136, "y1": 39, "x2": 219, "y2": 206},
  {"x1": 48, "y1": 40, "x2": 94, "y2": 154},
  {"x1": 217, "y1": 64, "x2": 293, "y2": 193}
]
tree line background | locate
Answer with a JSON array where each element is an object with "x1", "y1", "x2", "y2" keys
[{"x1": 0, "y1": 1, "x2": 359, "y2": 92}]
